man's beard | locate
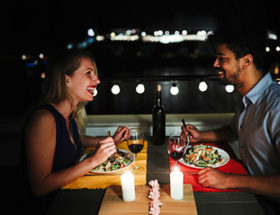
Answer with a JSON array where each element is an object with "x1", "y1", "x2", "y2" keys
[
  {"x1": 216, "y1": 67, "x2": 241, "y2": 87},
  {"x1": 218, "y1": 77, "x2": 231, "y2": 85}
]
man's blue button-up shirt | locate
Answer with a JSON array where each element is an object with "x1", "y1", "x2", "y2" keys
[{"x1": 233, "y1": 73, "x2": 280, "y2": 175}]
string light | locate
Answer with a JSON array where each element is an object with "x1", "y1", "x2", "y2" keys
[
  {"x1": 170, "y1": 83, "x2": 179, "y2": 95},
  {"x1": 136, "y1": 83, "x2": 145, "y2": 94},
  {"x1": 93, "y1": 89, "x2": 98, "y2": 96},
  {"x1": 111, "y1": 84, "x2": 120, "y2": 95},
  {"x1": 198, "y1": 80, "x2": 208, "y2": 92},
  {"x1": 225, "y1": 85, "x2": 235, "y2": 93}
]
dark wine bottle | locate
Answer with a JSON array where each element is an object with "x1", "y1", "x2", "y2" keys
[{"x1": 152, "y1": 84, "x2": 166, "y2": 145}]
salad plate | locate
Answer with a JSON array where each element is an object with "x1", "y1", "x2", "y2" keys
[
  {"x1": 179, "y1": 144, "x2": 230, "y2": 169},
  {"x1": 79, "y1": 148, "x2": 135, "y2": 173}
]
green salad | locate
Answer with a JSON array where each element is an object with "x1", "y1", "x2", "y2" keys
[
  {"x1": 91, "y1": 149, "x2": 133, "y2": 172},
  {"x1": 183, "y1": 144, "x2": 222, "y2": 167}
]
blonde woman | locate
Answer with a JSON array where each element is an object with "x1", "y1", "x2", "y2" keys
[{"x1": 21, "y1": 49, "x2": 129, "y2": 214}]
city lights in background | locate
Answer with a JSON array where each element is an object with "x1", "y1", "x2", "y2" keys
[
  {"x1": 87, "y1": 28, "x2": 95, "y2": 37},
  {"x1": 20, "y1": 26, "x2": 279, "y2": 91}
]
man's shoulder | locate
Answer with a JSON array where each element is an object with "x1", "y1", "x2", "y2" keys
[{"x1": 267, "y1": 82, "x2": 280, "y2": 102}]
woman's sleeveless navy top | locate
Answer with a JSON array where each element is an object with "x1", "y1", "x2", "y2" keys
[{"x1": 42, "y1": 104, "x2": 82, "y2": 172}]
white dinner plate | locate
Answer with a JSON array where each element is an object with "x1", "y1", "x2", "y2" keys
[
  {"x1": 79, "y1": 148, "x2": 135, "y2": 173},
  {"x1": 179, "y1": 145, "x2": 230, "y2": 169}
]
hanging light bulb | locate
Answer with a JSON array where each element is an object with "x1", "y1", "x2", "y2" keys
[
  {"x1": 111, "y1": 84, "x2": 120, "y2": 95},
  {"x1": 198, "y1": 80, "x2": 208, "y2": 92},
  {"x1": 136, "y1": 83, "x2": 145, "y2": 94},
  {"x1": 93, "y1": 88, "x2": 98, "y2": 96},
  {"x1": 170, "y1": 83, "x2": 179, "y2": 95},
  {"x1": 225, "y1": 85, "x2": 235, "y2": 93}
]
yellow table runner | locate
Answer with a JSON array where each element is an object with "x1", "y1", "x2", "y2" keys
[{"x1": 62, "y1": 140, "x2": 147, "y2": 190}]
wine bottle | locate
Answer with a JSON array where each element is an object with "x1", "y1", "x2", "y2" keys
[{"x1": 152, "y1": 84, "x2": 166, "y2": 145}]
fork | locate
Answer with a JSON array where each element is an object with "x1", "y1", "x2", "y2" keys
[{"x1": 182, "y1": 119, "x2": 191, "y2": 148}]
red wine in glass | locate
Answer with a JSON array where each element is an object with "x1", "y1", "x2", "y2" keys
[
  {"x1": 127, "y1": 128, "x2": 144, "y2": 172},
  {"x1": 168, "y1": 134, "x2": 186, "y2": 165},
  {"x1": 128, "y1": 143, "x2": 144, "y2": 154},
  {"x1": 170, "y1": 151, "x2": 184, "y2": 160}
]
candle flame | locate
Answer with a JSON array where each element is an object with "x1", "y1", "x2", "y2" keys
[{"x1": 173, "y1": 166, "x2": 180, "y2": 172}]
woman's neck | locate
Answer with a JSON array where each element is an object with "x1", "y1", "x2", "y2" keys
[{"x1": 51, "y1": 100, "x2": 75, "y2": 119}]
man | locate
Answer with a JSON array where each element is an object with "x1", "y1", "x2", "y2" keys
[{"x1": 182, "y1": 27, "x2": 280, "y2": 215}]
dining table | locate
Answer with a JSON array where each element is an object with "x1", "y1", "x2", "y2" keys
[{"x1": 46, "y1": 136, "x2": 265, "y2": 215}]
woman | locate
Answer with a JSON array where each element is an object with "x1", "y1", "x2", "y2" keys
[{"x1": 20, "y1": 49, "x2": 129, "y2": 214}]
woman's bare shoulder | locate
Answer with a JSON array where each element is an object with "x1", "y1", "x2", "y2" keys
[{"x1": 26, "y1": 108, "x2": 56, "y2": 131}]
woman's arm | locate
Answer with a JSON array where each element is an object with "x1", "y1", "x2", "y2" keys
[
  {"x1": 25, "y1": 110, "x2": 116, "y2": 196},
  {"x1": 80, "y1": 126, "x2": 129, "y2": 147},
  {"x1": 80, "y1": 135, "x2": 103, "y2": 147}
]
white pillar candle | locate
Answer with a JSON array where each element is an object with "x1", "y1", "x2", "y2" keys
[
  {"x1": 170, "y1": 167, "x2": 183, "y2": 200},
  {"x1": 121, "y1": 171, "x2": 135, "y2": 202}
]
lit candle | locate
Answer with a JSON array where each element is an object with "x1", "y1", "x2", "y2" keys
[
  {"x1": 121, "y1": 171, "x2": 135, "y2": 202},
  {"x1": 170, "y1": 166, "x2": 183, "y2": 200}
]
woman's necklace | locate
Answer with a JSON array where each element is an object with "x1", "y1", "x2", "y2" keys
[{"x1": 68, "y1": 119, "x2": 78, "y2": 152}]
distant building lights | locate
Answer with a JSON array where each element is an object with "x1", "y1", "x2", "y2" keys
[
  {"x1": 126, "y1": 29, "x2": 131, "y2": 35},
  {"x1": 197, "y1": 30, "x2": 207, "y2": 36},
  {"x1": 141, "y1": 32, "x2": 146, "y2": 37},
  {"x1": 160, "y1": 35, "x2": 184, "y2": 44},
  {"x1": 39, "y1": 53, "x2": 44, "y2": 59},
  {"x1": 265, "y1": 46, "x2": 270, "y2": 52},
  {"x1": 41, "y1": 72, "x2": 46, "y2": 79},
  {"x1": 67, "y1": 43, "x2": 73, "y2": 49},
  {"x1": 21, "y1": 54, "x2": 27, "y2": 60},
  {"x1": 111, "y1": 32, "x2": 116, "y2": 37},
  {"x1": 276, "y1": 46, "x2": 280, "y2": 52},
  {"x1": 267, "y1": 31, "x2": 277, "y2": 40},
  {"x1": 88, "y1": 38, "x2": 94, "y2": 44},
  {"x1": 26, "y1": 62, "x2": 35, "y2": 68},
  {"x1": 96, "y1": 35, "x2": 105, "y2": 41},
  {"x1": 110, "y1": 34, "x2": 139, "y2": 41},
  {"x1": 88, "y1": 28, "x2": 95, "y2": 37},
  {"x1": 164, "y1": 31, "x2": 170, "y2": 35}
]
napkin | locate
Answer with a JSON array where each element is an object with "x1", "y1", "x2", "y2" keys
[{"x1": 62, "y1": 140, "x2": 147, "y2": 190}]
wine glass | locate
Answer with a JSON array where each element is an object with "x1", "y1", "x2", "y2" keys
[
  {"x1": 168, "y1": 133, "x2": 186, "y2": 166},
  {"x1": 127, "y1": 128, "x2": 144, "y2": 172}
]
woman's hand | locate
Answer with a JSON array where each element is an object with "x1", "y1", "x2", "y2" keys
[
  {"x1": 181, "y1": 124, "x2": 201, "y2": 143},
  {"x1": 198, "y1": 167, "x2": 230, "y2": 189},
  {"x1": 113, "y1": 126, "x2": 129, "y2": 145},
  {"x1": 93, "y1": 137, "x2": 116, "y2": 165}
]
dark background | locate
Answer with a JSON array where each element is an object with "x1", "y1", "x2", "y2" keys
[{"x1": 0, "y1": 0, "x2": 279, "y2": 117}]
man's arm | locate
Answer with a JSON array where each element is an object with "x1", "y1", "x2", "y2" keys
[
  {"x1": 198, "y1": 167, "x2": 280, "y2": 197},
  {"x1": 182, "y1": 124, "x2": 236, "y2": 143}
]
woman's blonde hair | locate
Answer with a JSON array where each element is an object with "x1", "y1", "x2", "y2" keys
[{"x1": 41, "y1": 49, "x2": 98, "y2": 134}]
